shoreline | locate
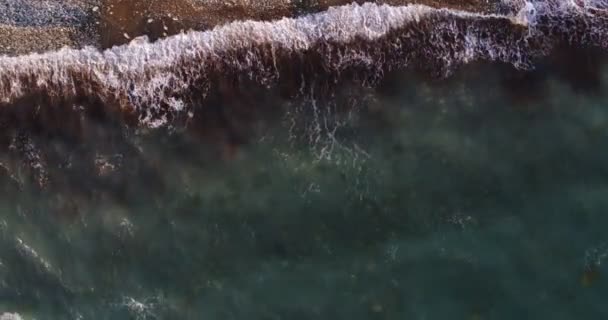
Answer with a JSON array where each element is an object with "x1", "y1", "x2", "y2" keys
[{"x1": 0, "y1": 0, "x2": 502, "y2": 55}]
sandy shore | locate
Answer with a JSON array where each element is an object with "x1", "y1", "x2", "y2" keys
[{"x1": 0, "y1": 24, "x2": 80, "y2": 55}]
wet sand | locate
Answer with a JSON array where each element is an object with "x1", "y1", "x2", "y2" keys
[
  {"x1": 98, "y1": 0, "x2": 501, "y2": 48},
  {"x1": 0, "y1": 24, "x2": 79, "y2": 55}
]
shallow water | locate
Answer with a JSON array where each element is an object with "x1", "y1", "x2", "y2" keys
[
  {"x1": 1, "y1": 1, "x2": 608, "y2": 319},
  {"x1": 0, "y1": 59, "x2": 607, "y2": 319}
]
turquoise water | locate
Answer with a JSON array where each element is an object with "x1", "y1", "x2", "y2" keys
[{"x1": 1, "y1": 58, "x2": 608, "y2": 318}]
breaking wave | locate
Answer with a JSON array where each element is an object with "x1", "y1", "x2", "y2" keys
[{"x1": 0, "y1": 0, "x2": 606, "y2": 128}]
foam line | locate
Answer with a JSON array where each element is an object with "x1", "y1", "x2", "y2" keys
[{"x1": 0, "y1": 1, "x2": 605, "y2": 127}]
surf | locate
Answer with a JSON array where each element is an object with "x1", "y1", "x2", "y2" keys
[{"x1": 0, "y1": 1, "x2": 603, "y2": 129}]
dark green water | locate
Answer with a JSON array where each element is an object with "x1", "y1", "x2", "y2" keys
[{"x1": 1, "y1": 61, "x2": 608, "y2": 319}]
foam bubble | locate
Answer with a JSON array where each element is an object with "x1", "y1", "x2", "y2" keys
[{"x1": 0, "y1": 313, "x2": 22, "y2": 320}]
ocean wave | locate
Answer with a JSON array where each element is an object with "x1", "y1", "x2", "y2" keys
[{"x1": 0, "y1": 0, "x2": 605, "y2": 129}]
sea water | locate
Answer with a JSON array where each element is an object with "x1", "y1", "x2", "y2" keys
[{"x1": 0, "y1": 1, "x2": 607, "y2": 319}]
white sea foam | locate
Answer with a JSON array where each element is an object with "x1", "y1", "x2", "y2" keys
[
  {"x1": 0, "y1": 1, "x2": 605, "y2": 127},
  {"x1": 0, "y1": 313, "x2": 22, "y2": 320}
]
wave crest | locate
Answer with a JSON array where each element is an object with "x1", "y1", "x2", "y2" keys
[{"x1": 0, "y1": 1, "x2": 606, "y2": 127}]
